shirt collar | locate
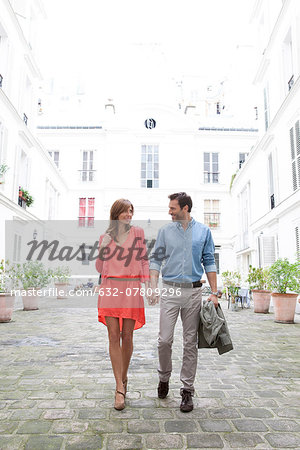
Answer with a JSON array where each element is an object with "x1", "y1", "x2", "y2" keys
[{"x1": 176, "y1": 217, "x2": 195, "y2": 230}]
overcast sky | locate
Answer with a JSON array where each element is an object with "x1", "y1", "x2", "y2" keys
[{"x1": 39, "y1": 0, "x2": 256, "y2": 110}]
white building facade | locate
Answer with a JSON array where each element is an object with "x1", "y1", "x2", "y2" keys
[{"x1": 231, "y1": 0, "x2": 300, "y2": 276}]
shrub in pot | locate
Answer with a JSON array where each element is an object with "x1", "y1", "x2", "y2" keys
[
  {"x1": 20, "y1": 261, "x2": 51, "y2": 310},
  {"x1": 0, "y1": 259, "x2": 19, "y2": 322},
  {"x1": 268, "y1": 258, "x2": 300, "y2": 324},
  {"x1": 52, "y1": 266, "x2": 71, "y2": 299},
  {"x1": 19, "y1": 186, "x2": 34, "y2": 207},
  {"x1": 246, "y1": 265, "x2": 271, "y2": 313},
  {"x1": 221, "y1": 270, "x2": 241, "y2": 311}
]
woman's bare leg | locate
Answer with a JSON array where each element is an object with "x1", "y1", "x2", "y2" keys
[
  {"x1": 121, "y1": 318, "x2": 135, "y2": 383},
  {"x1": 105, "y1": 317, "x2": 125, "y2": 402}
]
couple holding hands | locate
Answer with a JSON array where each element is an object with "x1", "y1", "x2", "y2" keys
[{"x1": 96, "y1": 193, "x2": 218, "y2": 412}]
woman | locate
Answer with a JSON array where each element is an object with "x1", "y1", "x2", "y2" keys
[{"x1": 96, "y1": 199, "x2": 150, "y2": 410}]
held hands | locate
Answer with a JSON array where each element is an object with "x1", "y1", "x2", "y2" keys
[{"x1": 146, "y1": 282, "x2": 160, "y2": 306}]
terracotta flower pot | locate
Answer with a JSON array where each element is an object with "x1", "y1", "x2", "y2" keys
[
  {"x1": 271, "y1": 293, "x2": 298, "y2": 324},
  {"x1": 252, "y1": 290, "x2": 271, "y2": 313},
  {"x1": 22, "y1": 288, "x2": 39, "y2": 311},
  {"x1": 0, "y1": 293, "x2": 15, "y2": 322},
  {"x1": 55, "y1": 283, "x2": 69, "y2": 299}
]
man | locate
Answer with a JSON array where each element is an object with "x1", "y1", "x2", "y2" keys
[{"x1": 149, "y1": 192, "x2": 218, "y2": 412}]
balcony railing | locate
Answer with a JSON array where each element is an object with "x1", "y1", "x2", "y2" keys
[
  {"x1": 23, "y1": 113, "x2": 28, "y2": 126},
  {"x1": 204, "y1": 212, "x2": 220, "y2": 228},
  {"x1": 78, "y1": 169, "x2": 96, "y2": 182},
  {"x1": 288, "y1": 75, "x2": 294, "y2": 91},
  {"x1": 78, "y1": 217, "x2": 94, "y2": 228},
  {"x1": 204, "y1": 172, "x2": 219, "y2": 183},
  {"x1": 0, "y1": 74, "x2": 3, "y2": 88},
  {"x1": 270, "y1": 193, "x2": 275, "y2": 210},
  {"x1": 18, "y1": 197, "x2": 26, "y2": 209}
]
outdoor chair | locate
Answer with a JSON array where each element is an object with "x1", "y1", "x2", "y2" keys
[{"x1": 235, "y1": 288, "x2": 250, "y2": 308}]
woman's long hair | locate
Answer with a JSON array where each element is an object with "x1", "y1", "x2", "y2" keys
[{"x1": 106, "y1": 199, "x2": 134, "y2": 241}]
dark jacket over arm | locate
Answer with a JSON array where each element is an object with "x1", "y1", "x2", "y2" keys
[{"x1": 198, "y1": 301, "x2": 233, "y2": 355}]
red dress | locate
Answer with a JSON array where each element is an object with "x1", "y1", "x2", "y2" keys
[{"x1": 96, "y1": 226, "x2": 149, "y2": 330}]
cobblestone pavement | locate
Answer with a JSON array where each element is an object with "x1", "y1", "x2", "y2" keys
[{"x1": 0, "y1": 294, "x2": 300, "y2": 449}]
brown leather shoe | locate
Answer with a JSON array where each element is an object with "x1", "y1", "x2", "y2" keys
[
  {"x1": 180, "y1": 390, "x2": 193, "y2": 412},
  {"x1": 114, "y1": 390, "x2": 125, "y2": 410},
  {"x1": 158, "y1": 381, "x2": 169, "y2": 399}
]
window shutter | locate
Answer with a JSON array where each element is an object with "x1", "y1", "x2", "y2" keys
[
  {"x1": 292, "y1": 161, "x2": 297, "y2": 191},
  {"x1": 261, "y1": 236, "x2": 276, "y2": 267},
  {"x1": 296, "y1": 121, "x2": 300, "y2": 156},
  {"x1": 296, "y1": 121, "x2": 300, "y2": 184},
  {"x1": 290, "y1": 127, "x2": 295, "y2": 160},
  {"x1": 0, "y1": 125, "x2": 8, "y2": 163},
  {"x1": 296, "y1": 227, "x2": 299, "y2": 258},
  {"x1": 79, "y1": 198, "x2": 86, "y2": 217},
  {"x1": 290, "y1": 124, "x2": 299, "y2": 191},
  {"x1": 264, "y1": 87, "x2": 269, "y2": 130}
]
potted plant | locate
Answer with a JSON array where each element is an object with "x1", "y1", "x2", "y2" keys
[
  {"x1": 18, "y1": 187, "x2": 34, "y2": 208},
  {"x1": 221, "y1": 270, "x2": 241, "y2": 311},
  {"x1": 246, "y1": 265, "x2": 271, "y2": 313},
  {"x1": 22, "y1": 189, "x2": 34, "y2": 207},
  {"x1": 0, "y1": 163, "x2": 9, "y2": 184},
  {"x1": 19, "y1": 261, "x2": 51, "y2": 310},
  {"x1": 268, "y1": 258, "x2": 300, "y2": 323},
  {"x1": 0, "y1": 260, "x2": 19, "y2": 323},
  {"x1": 52, "y1": 266, "x2": 71, "y2": 299}
]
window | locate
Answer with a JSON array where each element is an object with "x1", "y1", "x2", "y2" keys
[
  {"x1": 204, "y1": 200, "x2": 220, "y2": 228},
  {"x1": 78, "y1": 197, "x2": 95, "y2": 227},
  {"x1": 0, "y1": 33, "x2": 9, "y2": 90},
  {"x1": 203, "y1": 152, "x2": 219, "y2": 183},
  {"x1": 290, "y1": 120, "x2": 300, "y2": 191},
  {"x1": 268, "y1": 153, "x2": 275, "y2": 209},
  {"x1": 239, "y1": 184, "x2": 250, "y2": 250},
  {"x1": 0, "y1": 123, "x2": 8, "y2": 164},
  {"x1": 19, "y1": 149, "x2": 30, "y2": 191},
  {"x1": 258, "y1": 235, "x2": 276, "y2": 268},
  {"x1": 82, "y1": 245, "x2": 92, "y2": 265},
  {"x1": 239, "y1": 152, "x2": 248, "y2": 169},
  {"x1": 214, "y1": 252, "x2": 220, "y2": 274},
  {"x1": 23, "y1": 76, "x2": 32, "y2": 125},
  {"x1": 45, "y1": 180, "x2": 58, "y2": 219},
  {"x1": 263, "y1": 85, "x2": 270, "y2": 131},
  {"x1": 48, "y1": 151, "x2": 59, "y2": 168},
  {"x1": 80, "y1": 151, "x2": 95, "y2": 182},
  {"x1": 13, "y1": 234, "x2": 21, "y2": 262},
  {"x1": 141, "y1": 145, "x2": 159, "y2": 188},
  {"x1": 283, "y1": 29, "x2": 294, "y2": 92}
]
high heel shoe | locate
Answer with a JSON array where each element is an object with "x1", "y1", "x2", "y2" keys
[
  {"x1": 123, "y1": 378, "x2": 128, "y2": 396},
  {"x1": 114, "y1": 390, "x2": 125, "y2": 410}
]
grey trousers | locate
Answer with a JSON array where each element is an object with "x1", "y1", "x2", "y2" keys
[{"x1": 157, "y1": 284, "x2": 202, "y2": 394}]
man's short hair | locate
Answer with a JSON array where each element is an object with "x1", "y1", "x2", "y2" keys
[{"x1": 168, "y1": 192, "x2": 193, "y2": 212}]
